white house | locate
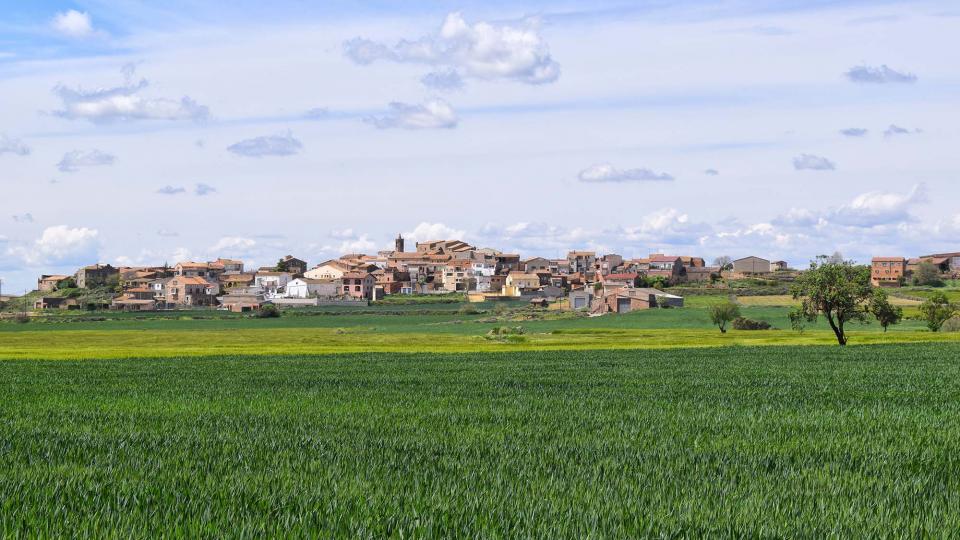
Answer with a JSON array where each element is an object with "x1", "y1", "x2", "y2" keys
[
  {"x1": 255, "y1": 271, "x2": 294, "y2": 298},
  {"x1": 285, "y1": 278, "x2": 338, "y2": 299}
]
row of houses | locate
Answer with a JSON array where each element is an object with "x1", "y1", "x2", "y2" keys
[
  {"x1": 871, "y1": 252, "x2": 960, "y2": 287},
  {"x1": 32, "y1": 233, "x2": 959, "y2": 312}
]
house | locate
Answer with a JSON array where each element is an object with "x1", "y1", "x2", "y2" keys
[
  {"x1": 111, "y1": 287, "x2": 157, "y2": 311},
  {"x1": 285, "y1": 278, "x2": 339, "y2": 299},
  {"x1": 37, "y1": 274, "x2": 71, "y2": 293},
  {"x1": 503, "y1": 272, "x2": 542, "y2": 296},
  {"x1": 568, "y1": 290, "x2": 594, "y2": 310},
  {"x1": 175, "y1": 262, "x2": 224, "y2": 280},
  {"x1": 567, "y1": 251, "x2": 596, "y2": 274},
  {"x1": 304, "y1": 260, "x2": 352, "y2": 280},
  {"x1": 441, "y1": 262, "x2": 474, "y2": 292},
  {"x1": 219, "y1": 292, "x2": 268, "y2": 313},
  {"x1": 279, "y1": 255, "x2": 307, "y2": 276},
  {"x1": 919, "y1": 251, "x2": 960, "y2": 273},
  {"x1": 602, "y1": 273, "x2": 639, "y2": 290},
  {"x1": 495, "y1": 253, "x2": 522, "y2": 274},
  {"x1": 732, "y1": 256, "x2": 771, "y2": 275},
  {"x1": 679, "y1": 256, "x2": 706, "y2": 268},
  {"x1": 341, "y1": 272, "x2": 375, "y2": 299},
  {"x1": 415, "y1": 240, "x2": 474, "y2": 255},
  {"x1": 771, "y1": 260, "x2": 789, "y2": 272},
  {"x1": 871, "y1": 257, "x2": 906, "y2": 287},
  {"x1": 219, "y1": 273, "x2": 255, "y2": 291},
  {"x1": 646, "y1": 255, "x2": 684, "y2": 284},
  {"x1": 213, "y1": 258, "x2": 244, "y2": 274},
  {"x1": 523, "y1": 257, "x2": 553, "y2": 273},
  {"x1": 34, "y1": 297, "x2": 80, "y2": 310},
  {"x1": 596, "y1": 254, "x2": 624, "y2": 275},
  {"x1": 907, "y1": 257, "x2": 951, "y2": 275},
  {"x1": 475, "y1": 274, "x2": 506, "y2": 293},
  {"x1": 372, "y1": 267, "x2": 409, "y2": 295},
  {"x1": 529, "y1": 297, "x2": 549, "y2": 308},
  {"x1": 165, "y1": 276, "x2": 219, "y2": 306},
  {"x1": 75, "y1": 264, "x2": 119, "y2": 288},
  {"x1": 594, "y1": 288, "x2": 684, "y2": 314},
  {"x1": 254, "y1": 271, "x2": 294, "y2": 296},
  {"x1": 685, "y1": 266, "x2": 719, "y2": 283}
]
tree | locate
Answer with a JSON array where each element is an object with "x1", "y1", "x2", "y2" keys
[
  {"x1": 912, "y1": 262, "x2": 944, "y2": 287},
  {"x1": 709, "y1": 302, "x2": 741, "y2": 333},
  {"x1": 276, "y1": 258, "x2": 290, "y2": 272},
  {"x1": 869, "y1": 288, "x2": 902, "y2": 332},
  {"x1": 713, "y1": 256, "x2": 733, "y2": 270},
  {"x1": 790, "y1": 257, "x2": 872, "y2": 346},
  {"x1": 919, "y1": 292, "x2": 956, "y2": 332}
]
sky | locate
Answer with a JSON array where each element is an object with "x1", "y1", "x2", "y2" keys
[{"x1": 1, "y1": 0, "x2": 959, "y2": 293}]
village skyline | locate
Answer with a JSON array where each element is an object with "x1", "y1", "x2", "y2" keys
[{"x1": 3, "y1": 1, "x2": 960, "y2": 294}]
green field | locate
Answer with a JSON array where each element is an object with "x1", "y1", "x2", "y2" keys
[
  {"x1": 3, "y1": 344, "x2": 960, "y2": 536},
  {"x1": 3, "y1": 301, "x2": 960, "y2": 536}
]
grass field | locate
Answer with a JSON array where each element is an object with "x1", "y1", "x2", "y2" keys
[{"x1": 3, "y1": 344, "x2": 960, "y2": 536}]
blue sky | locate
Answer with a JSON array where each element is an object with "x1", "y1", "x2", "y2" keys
[{"x1": 1, "y1": 0, "x2": 958, "y2": 292}]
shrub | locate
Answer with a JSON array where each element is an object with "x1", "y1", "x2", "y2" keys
[
  {"x1": 942, "y1": 317, "x2": 960, "y2": 333},
  {"x1": 14, "y1": 313, "x2": 30, "y2": 324},
  {"x1": 255, "y1": 304, "x2": 281, "y2": 318},
  {"x1": 919, "y1": 292, "x2": 956, "y2": 332},
  {"x1": 709, "y1": 302, "x2": 740, "y2": 333},
  {"x1": 732, "y1": 317, "x2": 772, "y2": 330},
  {"x1": 493, "y1": 303, "x2": 511, "y2": 316}
]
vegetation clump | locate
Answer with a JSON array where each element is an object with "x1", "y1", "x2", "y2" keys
[
  {"x1": 709, "y1": 302, "x2": 740, "y2": 333},
  {"x1": 254, "y1": 304, "x2": 281, "y2": 319},
  {"x1": 732, "y1": 317, "x2": 772, "y2": 331},
  {"x1": 919, "y1": 292, "x2": 956, "y2": 332}
]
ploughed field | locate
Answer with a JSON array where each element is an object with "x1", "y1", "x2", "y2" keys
[{"x1": 3, "y1": 344, "x2": 960, "y2": 536}]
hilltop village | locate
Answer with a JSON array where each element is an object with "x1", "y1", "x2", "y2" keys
[{"x1": 25, "y1": 234, "x2": 960, "y2": 315}]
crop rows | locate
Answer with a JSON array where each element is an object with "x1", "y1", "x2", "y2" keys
[{"x1": 2, "y1": 344, "x2": 960, "y2": 536}]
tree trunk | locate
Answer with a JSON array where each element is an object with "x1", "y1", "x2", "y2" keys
[{"x1": 826, "y1": 314, "x2": 846, "y2": 346}]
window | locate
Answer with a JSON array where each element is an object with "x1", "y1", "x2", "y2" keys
[{"x1": 355, "y1": 286, "x2": 361, "y2": 292}]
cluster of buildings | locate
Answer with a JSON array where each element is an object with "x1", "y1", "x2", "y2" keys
[
  {"x1": 871, "y1": 252, "x2": 960, "y2": 287},
  {"x1": 31, "y1": 234, "x2": 959, "y2": 314}
]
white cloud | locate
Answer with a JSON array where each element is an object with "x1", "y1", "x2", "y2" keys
[
  {"x1": 704, "y1": 169, "x2": 719, "y2": 176},
  {"x1": 194, "y1": 183, "x2": 216, "y2": 196},
  {"x1": 793, "y1": 153, "x2": 835, "y2": 171},
  {"x1": 829, "y1": 184, "x2": 926, "y2": 227},
  {"x1": 621, "y1": 209, "x2": 712, "y2": 245},
  {"x1": 365, "y1": 99, "x2": 458, "y2": 129},
  {"x1": 0, "y1": 135, "x2": 30, "y2": 157},
  {"x1": 157, "y1": 185, "x2": 186, "y2": 195},
  {"x1": 12, "y1": 225, "x2": 100, "y2": 266},
  {"x1": 211, "y1": 236, "x2": 257, "y2": 254},
  {"x1": 845, "y1": 64, "x2": 917, "y2": 84},
  {"x1": 157, "y1": 229, "x2": 179, "y2": 238},
  {"x1": 52, "y1": 74, "x2": 208, "y2": 123},
  {"x1": 57, "y1": 149, "x2": 115, "y2": 172},
  {"x1": 338, "y1": 235, "x2": 378, "y2": 254},
  {"x1": 227, "y1": 132, "x2": 303, "y2": 157},
  {"x1": 404, "y1": 222, "x2": 466, "y2": 243},
  {"x1": 12, "y1": 213, "x2": 34, "y2": 223},
  {"x1": 578, "y1": 163, "x2": 674, "y2": 183},
  {"x1": 51, "y1": 10, "x2": 97, "y2": 39},
  {"x1": 344, "y1": 12, "x2": 560, "y2": 87}
]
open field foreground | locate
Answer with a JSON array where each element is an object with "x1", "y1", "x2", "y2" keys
[{"x1": 3, "y1": 344, "x2": 960, "y2": 536}]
